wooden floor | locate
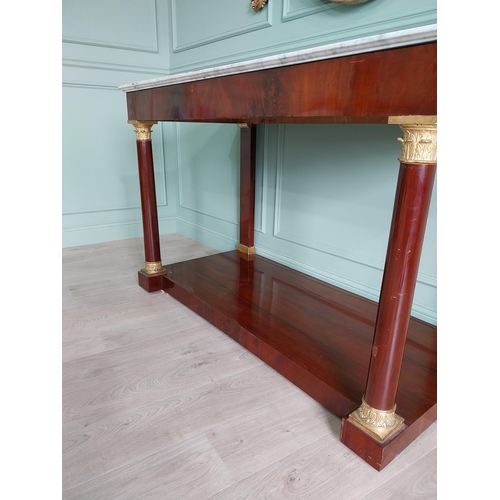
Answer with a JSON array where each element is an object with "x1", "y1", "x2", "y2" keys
[{"x1": 62, "y1": 234, "x2": 437, "y2": 499}]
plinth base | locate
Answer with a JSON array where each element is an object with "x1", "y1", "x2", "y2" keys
[
  {"x1": 138, "y1": 269, "x2": 167, "y2": 292},
  {"x1": 341, "y1": 404, "x2": 436, "y2": 471}
]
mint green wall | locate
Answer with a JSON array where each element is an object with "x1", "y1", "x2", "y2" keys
[
  {"x1": 62, "y1": 0, "x2": 176, "y2": 246},
  {"x1": 169, "y1": 0, "x2": 436, "y2": 72},
  {"x1": 62, "y1": 0, "x2": 437, "y2": 324}
]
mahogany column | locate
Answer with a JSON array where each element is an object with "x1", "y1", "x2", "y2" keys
[
  {"x1": 237, "y1": 124, "x2": 257, "y2": 257},
  {"x1": 128, "y1": 120, "x2": 166, "y2": 292},
  {"x1": 342, "y1": 117, "x2": 437, "y2": 450}
]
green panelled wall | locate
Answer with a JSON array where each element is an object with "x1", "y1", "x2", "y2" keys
[
  {"x1": 62, "y1": 0, "x2": 437, "y2": 323},
  {"x1": 62, "y1": 0, "x2": 175, "y2": 246},
  {"x1": 169, "y1": 0, "x2": 436, "y2": 71}
]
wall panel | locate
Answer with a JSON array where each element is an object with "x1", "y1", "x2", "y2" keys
[
  {"x1": 177, "y1": 123, "x2": 240, "y2": 223},
  {"x1": 171, "y1": 0, "x2": 272, "y2": 52},
  {"x1": 169, "y1": 0, "x2": 436, "y2": 72},
  {"x1": 63, "y1": 0, "x2": 159, "y2": 53},
  {"x1": 62, "y1": 0, "x2": 173, "y2": 247},
  {"x1": 62, "y1": 0, "x2": 169, "y2": 71},
  {"x1": 282, "y1": 0, "x2": 342, "y2": 22},
  {"x1": 62, "y1": 81, "x2": 176, "y2": 247}
]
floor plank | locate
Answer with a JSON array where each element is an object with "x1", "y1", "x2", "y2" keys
[
  {"x1": 206, "y1": 391, "x2": 341, "y2": 482},
  {"x1": 360, "y1": 448, "x2": 437, "y2": 500},
  {"x1": 63, "y1": 364, "x2": 298, "y2": 490},
  {"x1": 63, "y1": 327, "x2": 263, "y2": 433},
  {"x1": 205, "y1": 424, "x2": 437, "y2": 500},
  {"x1": 63, "y1": 433, "x2": 235, "y2": 500}
]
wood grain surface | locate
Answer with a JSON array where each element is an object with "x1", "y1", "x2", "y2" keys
[
  {"x1": 161, "y1": 251, "x2": 437, "y2": 427},
  {"x1": 126, "y1": 43, "x2": 436, "y2": 124}
]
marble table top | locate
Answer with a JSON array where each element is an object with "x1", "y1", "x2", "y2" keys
[{"x1": 119, "y1": 24, "x2": 436, "y2": 93}]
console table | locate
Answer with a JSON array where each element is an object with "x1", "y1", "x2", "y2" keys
[{"x1": 120, "y1": 27, "x2": 437, "y2": 471}]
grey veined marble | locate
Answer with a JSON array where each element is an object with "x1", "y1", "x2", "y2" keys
[{"x1": 119, "y1": 24, "x2": 436, "y2": 93}]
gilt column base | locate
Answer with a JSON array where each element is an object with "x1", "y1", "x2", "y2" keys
[
  {"x1": 138, "y1": 260, "x2": 167, "y2": 292},
  {"x1": 347, "y1": 396, "x2": 404, "y2": 442}
]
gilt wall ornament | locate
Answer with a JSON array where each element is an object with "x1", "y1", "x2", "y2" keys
[{"x1": 251, "y1": 0, "x2": 267, "y2": 12}]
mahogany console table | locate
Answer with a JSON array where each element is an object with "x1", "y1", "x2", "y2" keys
[{"x1": 120, "y1": 27, "x2": 437, "y2": 471}]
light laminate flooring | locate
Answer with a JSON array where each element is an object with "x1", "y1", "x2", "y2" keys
[{"x1": 62, "y1": 234, "x2": 437, "y2": 499}]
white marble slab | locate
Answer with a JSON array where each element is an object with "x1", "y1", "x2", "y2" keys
[{"x1": 119, "y1": 24, "x2": 436, "y2": 93}]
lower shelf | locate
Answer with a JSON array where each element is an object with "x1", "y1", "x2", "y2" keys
[{"x1": 154, "y1": 250, "x2": 436, "y2": 470}]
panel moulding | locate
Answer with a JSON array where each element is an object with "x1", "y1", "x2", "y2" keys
[
  {"x1": 62, "y1": 0, "x2": 159, "y2": 53},
  {"x1": 177, "y1": 203, "x2": 239, "y2": 226},
  {"x1": 175, "y1": 126, "x2": 238, "y2": 226},
  {"x1": 282, "y1": 0, "x2": 335, "y2": 23},
  {"x1": 62, "y1": 82, "x2": 122, "y2": 92},
  {"x1": 62, "y1": 58, "x2": 170, "y2": 77},
  {"x1": 63, "y1": 217, "x2": 141, "y2": 233},
  {"x1": 256, "y1": 242, "x2": 382, "y2": 299},
  {"x1": 62, "y1": 214, "x2": 177, "y2": 232},
  {"x1": 273, "y1": 228, "x2": 436, "y2": 289},
  {"x1": 253, "y1": 243, "x2": 436, "y2": 325},
  {"x1": 171, "y1": 0, "x2": 272, "y2": 53},
  {"x1": 62, "y1": 37, "x2": 159, "y2": 54},
  {"x1": 176, "y1": 216, "x2": 239, "y2": 250},
  {"x1": 175, "y1": 123, "x2": 267, "y2": 239},
  {"x1": 62, "y1": 117, "x2": 168, "y2": 215},
  {"x1": 62, "y1": 215, "x2": 177, "y2": 249}
]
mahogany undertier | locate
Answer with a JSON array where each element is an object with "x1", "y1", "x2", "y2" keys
[{"x1": 160, "y1": 251, "x2": 436, "y2": 470}]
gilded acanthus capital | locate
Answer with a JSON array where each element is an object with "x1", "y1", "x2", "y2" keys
[
  {"x1": 128, "y1": 120, "x2": 158, "y2": 141},
  {"x1": 388, "y1": 116, "x2": 437, "y2": 164}
]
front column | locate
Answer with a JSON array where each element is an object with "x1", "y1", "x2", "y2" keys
[
  {"x1": 347, "y1": 117, "x2": 437, "y2": 442},
  {"x1": 128, "y1": 120, "x2": 166, "y2": 292}
]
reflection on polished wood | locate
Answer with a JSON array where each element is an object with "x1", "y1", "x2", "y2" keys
[{"x1": 162, "y1": 251, "x2": 437, "y2": 469}]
